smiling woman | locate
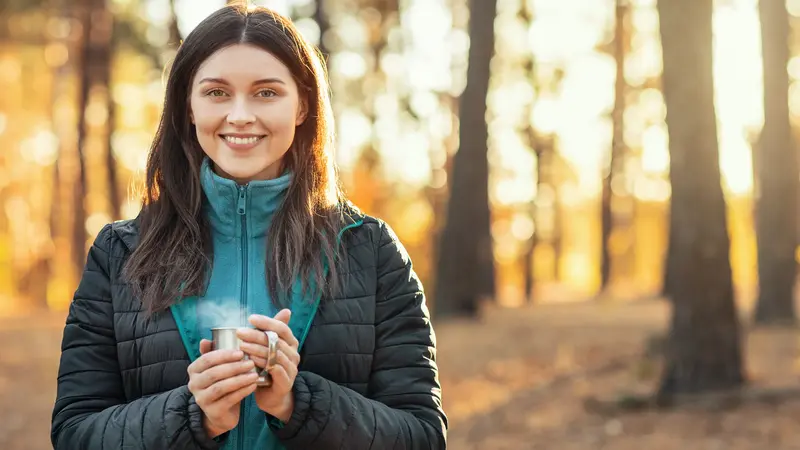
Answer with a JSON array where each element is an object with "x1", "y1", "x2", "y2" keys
[{"x1": 50, "y1": 4, "x2": 447, "y2": 450}]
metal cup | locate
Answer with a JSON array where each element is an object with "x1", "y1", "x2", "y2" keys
[{"x1": 211, "y1": 327, "x2": 278, "y2": 387}]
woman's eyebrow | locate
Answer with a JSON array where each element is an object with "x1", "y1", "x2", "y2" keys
[{"x1": 198, "y1": 77, "x2": 286, "y2": 85}]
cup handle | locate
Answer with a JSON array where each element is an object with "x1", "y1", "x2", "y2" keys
[{"x1": 256, "y1": 331, "x2": 279, "y2": 387}]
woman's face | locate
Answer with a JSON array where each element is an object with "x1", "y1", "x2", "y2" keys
[{"x1": 189, "y1": 44, "x2": 307, "y2": 184}]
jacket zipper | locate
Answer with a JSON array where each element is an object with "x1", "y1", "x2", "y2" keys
[{"x1": 237, "y1": 185, "x2": 248, "y2": 449}]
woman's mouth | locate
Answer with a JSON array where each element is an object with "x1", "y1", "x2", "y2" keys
[{"x1": 220, "y1": 134, "x2": 266, "y2": 150}]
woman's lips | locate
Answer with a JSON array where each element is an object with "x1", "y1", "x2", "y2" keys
[{"x1": 219, "y1": 134, "x2": 266, "y2": 151}]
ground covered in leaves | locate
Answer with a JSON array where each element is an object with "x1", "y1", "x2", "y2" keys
[{"x1": 4, "y1": 299, "x2": 800, "y2": 449}]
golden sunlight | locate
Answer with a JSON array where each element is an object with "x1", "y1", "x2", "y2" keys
[
  {"x1": 713, "y1": 0, "x2": 762, "y2": 196},
  {"x1": 528, "y1": 0, "x2": 763, "y2": 200}
]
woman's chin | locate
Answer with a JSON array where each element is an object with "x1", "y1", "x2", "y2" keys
[{"x1": 213, "y1": 159, "x2": 281, "y2": 183}]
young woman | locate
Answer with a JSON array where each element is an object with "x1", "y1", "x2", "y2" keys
[{"x1": 51, "y1": 5, "x2": 446, "y2": 449}]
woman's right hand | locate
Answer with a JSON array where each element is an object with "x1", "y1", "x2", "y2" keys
[{"x1": 187, "y1": 339, "x2": 259, "y2": 438}]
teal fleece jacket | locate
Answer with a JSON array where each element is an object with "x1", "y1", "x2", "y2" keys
[{"x1": 170, "y1": 158, "x2": 319, "y2": 450}]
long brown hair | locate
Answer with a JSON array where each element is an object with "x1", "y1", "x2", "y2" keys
[{"x1": 124, "y1": 5, "x2": 345, "y2": 313}]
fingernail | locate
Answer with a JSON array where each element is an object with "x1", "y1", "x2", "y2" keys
[
  {"x1": 242, "y1": 360, "x2": 254, "y2": 368},
  {"x1": 233, "y1": 350, "x2": 243, "y2": 358}
]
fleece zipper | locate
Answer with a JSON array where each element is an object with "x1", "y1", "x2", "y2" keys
[{"x1": 237, "y1": 185, "x2": 248, "y2": 450}]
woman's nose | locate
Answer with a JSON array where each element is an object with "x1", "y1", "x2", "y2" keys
[{"x1": 227, "y1": 98, "x2": 256, "y2": 126}]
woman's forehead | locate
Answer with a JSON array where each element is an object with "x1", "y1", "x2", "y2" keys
[{"x1": 194, "y1": 44, "x2": 293, "y2": 84}]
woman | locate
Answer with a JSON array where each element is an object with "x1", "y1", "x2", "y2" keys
[{"x1": 51, "y1": 5, "x2": 446, "y2": 449}]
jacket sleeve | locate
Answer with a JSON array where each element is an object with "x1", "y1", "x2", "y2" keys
[
  {"x1": 51, "y1": 224, "x2": 222, "y2": 450},
  {"x1": 271, "y1": 221, "x2": 447, "y2": 449}
]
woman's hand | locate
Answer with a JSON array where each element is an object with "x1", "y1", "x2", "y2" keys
[
  {"x1": 187, "y1": 342, "x2": 259, "y2": 438},
  {"x1": 236, "y1": 309, "x2": 300, "y2": 422}
]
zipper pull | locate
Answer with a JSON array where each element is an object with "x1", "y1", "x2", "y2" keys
[{"x1": 237, "y1": 186, "x2": 246, "y2": 215}]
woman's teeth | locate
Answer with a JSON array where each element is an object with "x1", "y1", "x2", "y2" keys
[{"x1": 224, "y1": 136, "x2": 262, "y2": 145}]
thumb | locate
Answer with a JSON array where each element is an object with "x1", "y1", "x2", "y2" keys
[
  {"x1": 199, "y1": 339, "x2": 213, "y2": 355},
  {"x1": 274, "y1": 308, "x2": 291, "y2": 325}
]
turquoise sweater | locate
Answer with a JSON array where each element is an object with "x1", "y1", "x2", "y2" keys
[{"x1": 170, "y1": 158, "x2": 318, "y2": 450}]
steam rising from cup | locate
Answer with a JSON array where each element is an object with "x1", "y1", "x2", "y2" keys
[{"x1": 197, "y1": 298, "x2": 249, "y2": 329}]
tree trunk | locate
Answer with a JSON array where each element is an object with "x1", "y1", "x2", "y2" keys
[
  {"x1": 601, "y1": 0, "x2": 628, "y2": 292},
  {"x1": 662, "y1": 212, "x2": 677, "y2": 299},
  {"x1": 106, "y1": 85, "x2": 120, "y2": 220},
  {"x1": 74, "y1": 0, "x2": 112, "y2": 275},
  {"x1": 523, "y1": 143, "x2": 542, "y2": 303},
  {"x1": 551, "y1": 151, "x2": 563, "y2": 282},
  {"x1": 752, "y1": 0, "x2": 798, "y2": 325},
  {"x1": 106, "y1": 16, "x2": 120, "y2": 220},
  {"x1": 73, "y1": 1, "x2": 91, "y2": 277},
  {"x1": 314, "y1": 0, "x2": 330, "y2": 61},
  {"x1": 656, "y1": 0, "x2": 745, "y2": 397},
  {"x1": 434, "y1": 0, "x2": 496, "y2": 318},
  {"x1": 519, "y1": 0, "x2": 538, "y2": 303}
]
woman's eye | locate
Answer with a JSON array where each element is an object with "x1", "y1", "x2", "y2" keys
[
  {"x1": 206, "y1": 89, "x2": 227, "y2": 97},
  {"x1": 256, "y1": 89, "x2": 277, "y2": 98}
]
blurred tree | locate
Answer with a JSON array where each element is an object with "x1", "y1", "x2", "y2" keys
[
  {"x1": 105, "y1": 10, "x2": 124, "y2": 221},
  {"x1": 752, "y1": 0, "x2": 797, "y2": 325},
  {"x1": 435, "y1": 0, "x2": 496, "y2": 318},
  {"x1": 168, "y1": 0, "x2": 182, "y2": 48},
  {"x1": 5, "y1": 0, "x2": 57, "y2": 309},
  {"x1": 314, "y1": 0, "x2": 330, "y2": 61},
  {"x1": 522, "y1": 136, "x2": 540, "y2": 301},
  {"x1": 35, "y1": 0, "x2": 83, "y2": 310},
  {"x1": 105, "y1": 82, "x2": 120, "y2": 221},
  {"x1": 73, "y1": 0, "x2": 113, "y2": 276},
  {"x1": 336, "y1": 0, "x2": 396, "y2": 218},
  {"x1": 113, "y1": 16, "x2": 166, "y2": 69},
  {"x1": 662, "y1": 220, "x2": 677, "y2": 299},
  {"x1": 73, "y1": 1, "x2": 91, "y2": 277},
  {"x1": 656, "y1": 0, "x2": 744, "y2": 396},
  {"x1": 549, "y1": 146, "x2": 565, "y2": 282},
  {"x1": 426, "y1": 93, "x2": 458, "y2": 296},
  {"x1": 600, "y1": 0, "x2": 629, "y2": 292},
  {"x1": 363, "y1": 0, "x2": 398, "y2": 217},
  {"x1": 518, "y1": 0, "x2": 540, "y2": 303},
  {"x1": 522, "y1": 133, "x2": 544, "y2": 302}
]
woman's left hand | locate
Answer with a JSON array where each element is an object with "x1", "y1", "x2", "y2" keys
[{"x1": 236, "y1": 309, "x2": 299, "y2": 422}]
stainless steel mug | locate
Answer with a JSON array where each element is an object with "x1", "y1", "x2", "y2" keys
[{"x1": 211, "y1": 327, "x2": 278, "y2": 387}]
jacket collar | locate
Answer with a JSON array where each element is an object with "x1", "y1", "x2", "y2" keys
[
  {"x1": 199, "y1": 157, "x2": 291, "y2": 238},
  {"x1": 113, "y1": 191, "x2": 365, "y2": 252}
]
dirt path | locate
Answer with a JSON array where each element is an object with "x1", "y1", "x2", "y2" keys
[{"x1": 5, "y1": 300, "x2": 800, "y2": 449}]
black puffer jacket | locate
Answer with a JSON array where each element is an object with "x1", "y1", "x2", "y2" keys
[{"x1": 51, "y1": 211, "x2": 447, "y2": 449}]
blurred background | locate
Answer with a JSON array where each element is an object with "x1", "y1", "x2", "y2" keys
[{"x1": 3, "y1": 0, "x2": 800, "y2": 448}]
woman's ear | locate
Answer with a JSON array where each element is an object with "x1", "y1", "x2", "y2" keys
[
  {"x1": 296, "y1": 96, "x2": 308, "y2": 126},
  {"x1": 189, "y1": 109, "x2": 195, "y2": 124}
]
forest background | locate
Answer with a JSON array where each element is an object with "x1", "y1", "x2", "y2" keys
[{"x1": 3, "y1": 0, "x2": 800, "y2": 448}]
